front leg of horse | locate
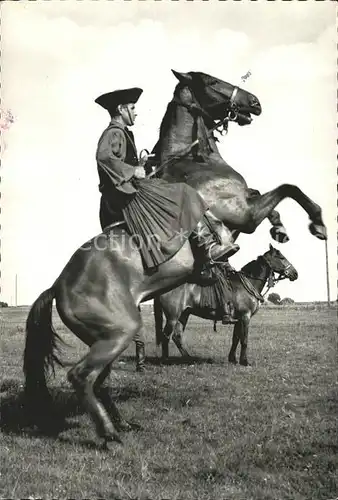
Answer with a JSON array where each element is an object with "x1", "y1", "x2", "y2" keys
[
  {"x1": 172, "y1": 314, "x2": 191, "y2": 359},
  {"x1": 161, "y1": 320, "x2": 176, "y2": 361},
  {"x1": 172, "y1": 328, "x2": 191, "y2": 359},
  {"x1": 238, "y1": 317, "x2": 250, "y2": 366},
  {"x1": 268, "y1": 210, "x2": 289, "y2": 243},
  {"x1": 228, "y1": 323, "x2": 240, "y2": 364},
  {"x1": 248, "y1": 189, "x2": 289, "y2": 243},
  {"x1": 248, "y1": 185, "x2": 327, "y2": 241}
]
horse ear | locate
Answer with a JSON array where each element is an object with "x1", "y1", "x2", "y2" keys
[
  {"x1": 269, "y1": 243, "x2": 274, "y2": 251},
  {"x1": 171, "y1": 70, "x2": 193, "y2": 84}
]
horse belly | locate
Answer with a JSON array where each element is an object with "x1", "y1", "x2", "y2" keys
[
  {"x1": 141, "y1": 241, "x2": 195, "y2": 300},
  {"x1": 195, "y1": 178, "x2": 250, "y2": 227}
]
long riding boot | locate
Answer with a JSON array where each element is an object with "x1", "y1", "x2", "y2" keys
[
  {"x1": 135, "y1": 341, "x2": 146, "y2": 373},
  {"x1": 221, "y1": 260, "x2": 238, "y2": 324},
  {"x1": 190, "y1": 215, "x2": 239, "y2": 285}
]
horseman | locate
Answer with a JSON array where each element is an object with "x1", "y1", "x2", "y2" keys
[{"x1": 95, "y1": 87, "x2": 238, "y2": 323}]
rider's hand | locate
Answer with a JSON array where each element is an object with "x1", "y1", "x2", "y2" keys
[
  {"x1": 134, "y1": 166, "x2": 146, "y2": 179},
  {"x1": 138, "y1": 154, "x2": 148, "y2": 168}
]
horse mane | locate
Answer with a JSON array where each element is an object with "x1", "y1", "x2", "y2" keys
[
  {"x1": 158, "y1": 101, "x2": 176, "y2": 142},
  {"x1": 241, "y1": 256, "x2": 265, "y2": 276}
]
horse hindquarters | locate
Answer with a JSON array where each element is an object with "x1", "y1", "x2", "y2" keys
[{"x1": 54, "y1": 238, "x2": 195, "y2": 444}]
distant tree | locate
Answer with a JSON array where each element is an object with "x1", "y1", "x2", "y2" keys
[
  {"x1": 0, "y1": 301, "x2": 8, "y2": 308},
  {"x1": 280, "y1": 297, "x2": 295, "y2": 305},
  {"x1": 267, "y1": 292, "x2": 281, "y2": 305}
]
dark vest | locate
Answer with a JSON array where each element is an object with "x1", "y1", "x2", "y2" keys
[
  {"x1": 123, "y1": 128, "x2": 139, "y2": 166},
  {"x1": 98, "y1": 125, "x2": 139, "y2": 196}
]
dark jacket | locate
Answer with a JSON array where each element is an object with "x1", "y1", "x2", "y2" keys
[{"x1": 96, "y1": 119, "x2": 139, "y2": 195}]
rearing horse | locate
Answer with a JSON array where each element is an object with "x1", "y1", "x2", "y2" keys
[
  {"x1": 151, "y1": 70, "x2": 327, "y2": 243},
  {"x1": 23, "y1": 70, "x2": 325, "y2": 448}
]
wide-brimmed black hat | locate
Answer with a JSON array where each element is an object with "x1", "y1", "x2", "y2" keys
[{"x1": 95, "y1": 87, "x2": 143, "y2": 112}]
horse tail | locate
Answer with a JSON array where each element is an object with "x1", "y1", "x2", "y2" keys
[
  {"x1": 23, "y1": 286, "x2": 63, "y2": 403},
  {"x1": 154, "y1": 297, "x2": 163, "y2": 347}
]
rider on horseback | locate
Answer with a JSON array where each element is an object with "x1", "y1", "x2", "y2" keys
[{"x1": 95, "y1": 87, "x2": 239, "y2": 323}]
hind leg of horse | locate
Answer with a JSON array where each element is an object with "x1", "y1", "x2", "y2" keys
[
  {"x1": 93, "y1": 363, "x2": 140, "y2": 433},
  {"x1": 67, "y1": 308, "x2": 142, "y2": 445},
  {"x1": 172, "y1": 312, "x2": 191, "y2": 358},
  {"x1": 248, "y1": 184, "x2": 327, "y2": 240}
]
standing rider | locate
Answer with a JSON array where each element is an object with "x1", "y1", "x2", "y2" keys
[{"x1": 95, "y1": 87, "x2": 239, "y2": 323}]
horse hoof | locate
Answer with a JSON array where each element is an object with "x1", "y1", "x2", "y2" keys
[
  {"x1": 102, "y1": 432, "x2": 123, "y2": 449},
  {"x1": 228, "y1": 358, "x2": 237, "y2": 365},
  {"x1": 116, "y1": 420, "x2": 142, "y2": 433},
  {"x1": 270, "y1": 227, "x2": 290, "y2": 243},
  {"x1": 309, "y1": 223, "x2": 327, "y2": 241},
  {"x1": 127, "y1": 421, "x2": 142, "y2": 432},
  {"x1": 136, "y1": 366, "x2": 146, "y2": 374},
  {"x1": 240, "y1": 360, "x2": 250, "y2": 367}
]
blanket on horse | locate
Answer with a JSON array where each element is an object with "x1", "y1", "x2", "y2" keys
[
  {"x1": 199, "y1": 265, "x2": 233, "y2": 310},
  {"x1": 199, "y1": 266, "x2": 265, "y2": 312}
]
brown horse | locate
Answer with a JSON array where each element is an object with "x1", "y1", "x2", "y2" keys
[
  {"x1": 154, "y1": 245, "x2": 298, "y2": 366},
  {"x1": 23, "y1": 70, "x2": 262, "y2": 447},
  {"x1": 23, "y1": 70, "x2": 323, "y2": 447},
  {"x1": 150, "y1": 70, "x2": 327, "y2": 244}
]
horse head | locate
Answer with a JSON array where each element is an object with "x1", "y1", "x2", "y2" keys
[
  {"x1": 263, "y1": 244, "x2": 298, "y2": 282},
  {"x1": 172, "y1": 70, "x2": 262, "y2": 128}
]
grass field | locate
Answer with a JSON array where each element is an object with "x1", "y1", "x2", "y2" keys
[{"x1": 1, "y1": 305, "x2": 337, "y2": 500}]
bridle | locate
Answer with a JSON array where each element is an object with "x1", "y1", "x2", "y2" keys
[
  {"x1": 261, "y1": 254, "x2": 290, "y2": 297},
  {"x1": 205, "y1": 85, "x2": 240, "y2": 135},
  {"x1": 243, "y1": 254, "x2": 291, "y2": 298}
]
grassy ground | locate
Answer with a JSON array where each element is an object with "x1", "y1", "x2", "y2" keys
[{"x1": 1, "y1": 305, "x2": 337, "y2": 500}]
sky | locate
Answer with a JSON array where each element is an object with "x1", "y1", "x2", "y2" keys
[{"x1": 1, "y1": 0, "x2": 336, "y2": 305}]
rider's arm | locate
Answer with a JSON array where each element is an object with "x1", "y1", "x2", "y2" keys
[{"x1": 96, "y1": 127, "x2": 138, "y2": 194}]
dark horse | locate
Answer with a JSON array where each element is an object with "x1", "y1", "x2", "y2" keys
[
  {"x1": 154, "y1": 245, "x2": 298, "y2": 366},
  {"x1": 23, "y1": 70, "x2": 325, "y2": 447}
]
